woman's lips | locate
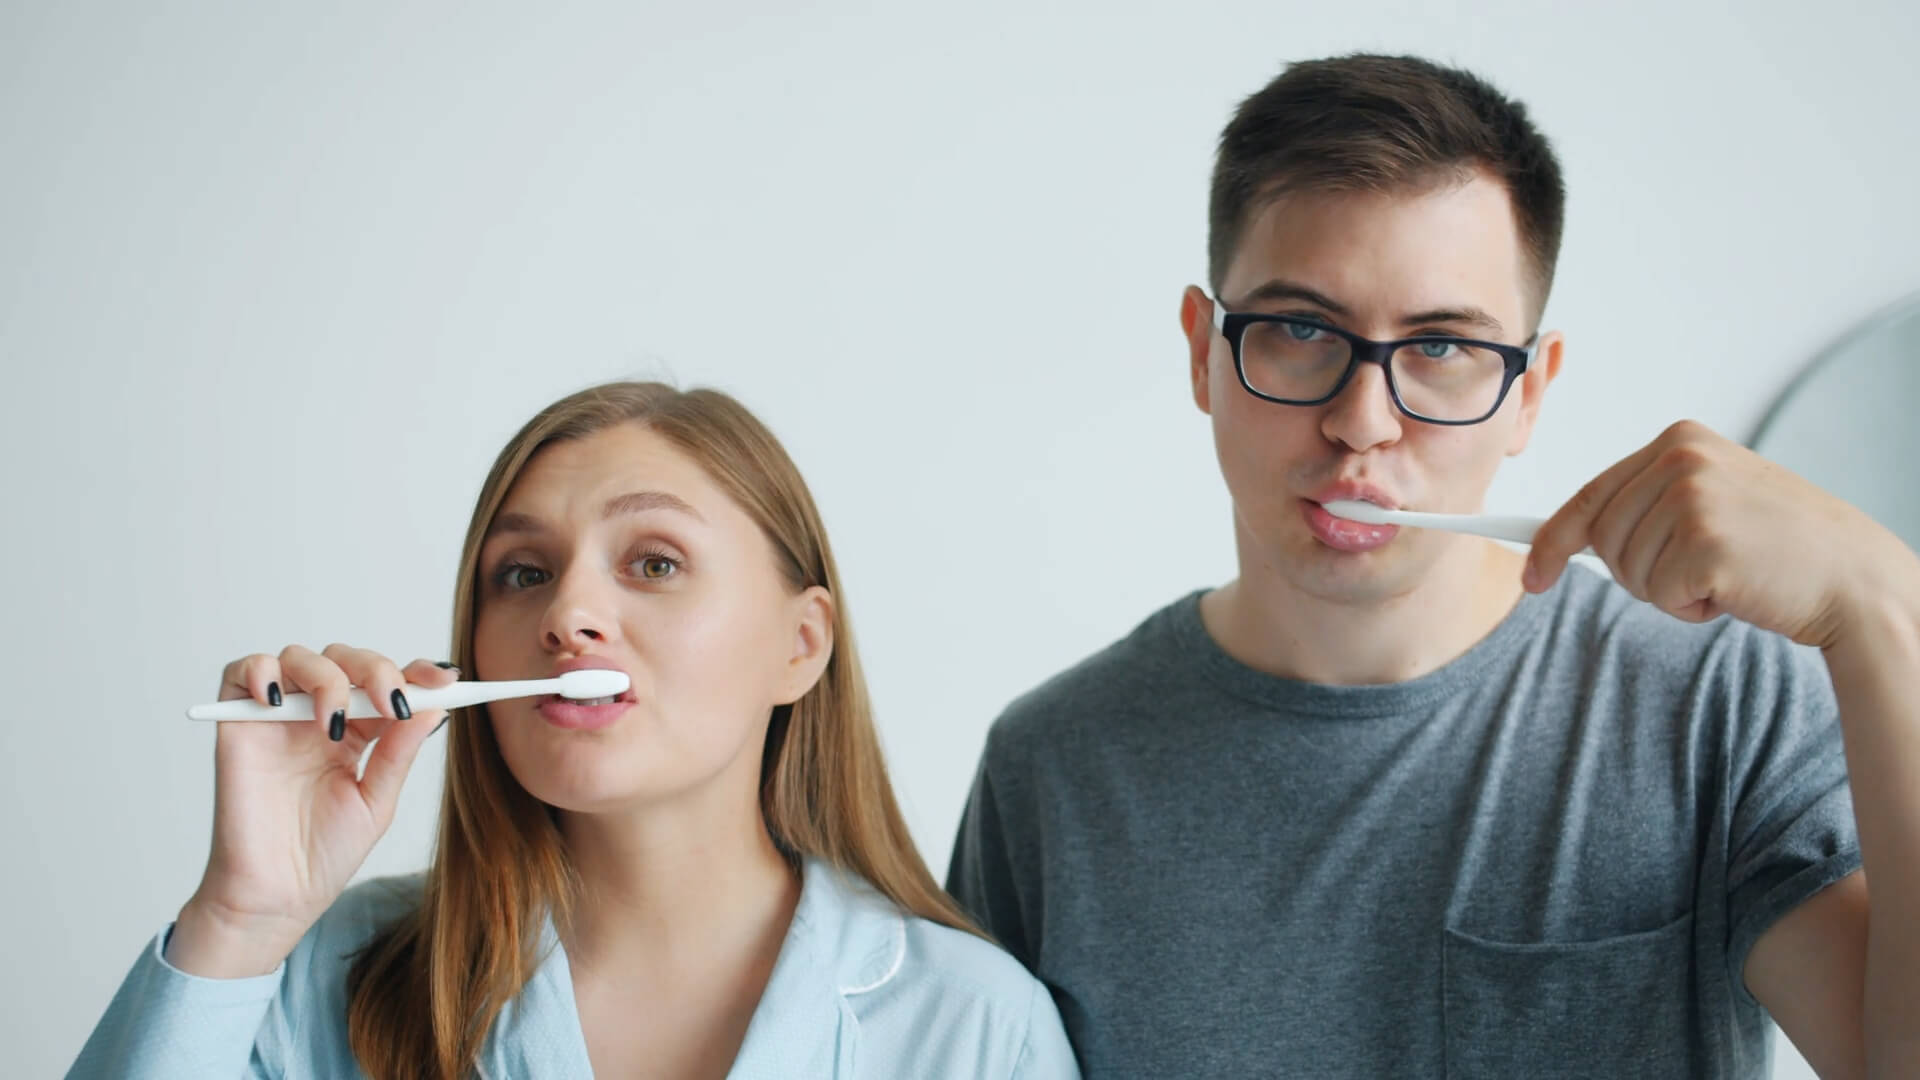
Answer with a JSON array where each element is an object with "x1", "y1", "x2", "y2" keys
[
  {"x1": 1301, "y1": 499, "x2": 1399, "y2": 552},
  {"x1": 536, "y1": 698, "x2": 632, "y2": 731}
]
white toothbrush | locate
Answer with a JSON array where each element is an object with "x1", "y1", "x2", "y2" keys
[
  {"x1": 1320, "y1": 500, "x2": 1594, "y2": 555},
  {"x1": 186, "y1": 670, "x2": 632, "y2": 722}
]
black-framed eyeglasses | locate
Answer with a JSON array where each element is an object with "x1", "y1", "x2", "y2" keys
[{"x1": 1209, "y1": 296, "x2": 1537, "y2": 426}]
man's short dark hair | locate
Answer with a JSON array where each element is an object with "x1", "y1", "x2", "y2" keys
[{"x1": 1210, "y1": 54, "x2": 1566, "y2": 324}]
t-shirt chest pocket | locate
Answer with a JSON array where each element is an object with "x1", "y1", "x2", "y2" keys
[{"x1": 1441, "y1": 911, "x2": 1696, "y2": 1079}]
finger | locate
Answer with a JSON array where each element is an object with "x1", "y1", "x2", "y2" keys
[
  {"x1": 400, "y1": 658, "x2": 461, "y2": 690},
  {"x1": 1615, "y1": 483, "x2": 1685, "y2": 603},
  {"x1": 1527, "y1": 440, "x2": 1663, "y2": 591},
  {"x1": 357, "y1": 701, "x2": 440, "y2": 820},
  {"x1": 219, "y1": 654, "x2": 284, "y2": 708},
  {"x1": 335, "y1": 708, "x2": 397, "y2": 755},
  {"x1": 1645, "y1": 551, "x2": 1719, "y2": 623},
  {"x1": 1641, "y1": 492, "x2": 1723, "y2": 620},
  {"x1": 1587, "y1": 454, "x2": 1683, "y2": 583},
  {"x1": 322, "y1": 643, "x2": 412, "y2": 724},
  {"x1": 280, "y1": 644, "x2": 350, "y2": 742}
]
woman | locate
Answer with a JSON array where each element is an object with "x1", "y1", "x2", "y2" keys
[{"x1": 71, "y1": 382, "x2": 1077, "y2": 1079}]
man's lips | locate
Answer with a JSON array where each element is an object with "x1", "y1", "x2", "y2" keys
[
  {"x1": 1302, "y1": 498, "x2": 1399, "y2": 552},
  {"x1": 1307, "y1": 481, "x2": 1400, "y2": 511}
]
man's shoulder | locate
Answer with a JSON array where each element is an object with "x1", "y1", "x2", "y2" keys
[
  {"x1": 986, "y1": 592, "x2": 1199, "y2": 755},
  {"x1": 1544, "y1": 564, "x2": 1825, "y2": 700}
]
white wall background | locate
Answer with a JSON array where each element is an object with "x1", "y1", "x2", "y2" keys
[{"x1": 5, "y1": 2, "x2": 1916, "y2": 1076}]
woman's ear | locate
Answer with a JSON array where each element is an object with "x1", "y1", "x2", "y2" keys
[{"x1": 775, "y1": 586, "x2": 835, "y2": 705}]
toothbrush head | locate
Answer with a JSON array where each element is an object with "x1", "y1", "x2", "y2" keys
[
  {"x1": 554, "y1": 669, "x2": 632, "y2": 699},
  {"x1": 1320, "y1": 499, "x2": 1394, "y2": 525}
]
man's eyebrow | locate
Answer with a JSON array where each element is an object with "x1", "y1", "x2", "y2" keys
[
  {"x1": 1232, "y1": 279, "x2": 1351, "y2": 317},
  {"x1": 484, "y1": 490, "x2": 706, "y2": 540},
  {"x1": 1399, "y1": 306, "x2": 1506, "y2": 337},
  {"x1": 1232, "y1": 279, "x2": 1506, "y2": 337}
]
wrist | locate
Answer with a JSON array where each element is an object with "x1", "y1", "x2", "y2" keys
[{"x1": 166, "y1": 894, "x2": 305, "y2": 979}]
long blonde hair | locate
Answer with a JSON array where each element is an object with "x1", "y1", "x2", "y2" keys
[{"x1": 344, "y1": 381, "x2": 977, "y2": 1079}]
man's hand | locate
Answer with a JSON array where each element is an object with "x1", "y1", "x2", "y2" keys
[{"x1": 1525, "y1": 419, "x2": 1920, "y2": 649}]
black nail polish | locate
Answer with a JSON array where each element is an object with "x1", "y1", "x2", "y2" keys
[
  {"x1": 432, "y1": 716, "x2": 449, "y2": 736},
  {"x1": 435, "y1": 661, "x2": 458, "y2": 671},
  {"x1": 267, "y1": 682, "x2": 282, "y2": 707},
  {"x1": 329, "y1": 709, "x2": 346, "y2": 742},
  {"x1": 391, "y1": 689, "x2": 412, "y2": 720}
]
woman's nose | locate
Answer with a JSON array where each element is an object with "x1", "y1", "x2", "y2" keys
[{"x1": 538, "y1": 569, "x2": 618, "y2": 651}]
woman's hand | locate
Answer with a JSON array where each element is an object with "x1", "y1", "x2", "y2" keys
[{"x1": 165, "y1": 645, "x2": 456, "y2": 977}]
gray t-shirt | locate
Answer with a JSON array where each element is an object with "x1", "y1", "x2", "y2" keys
[{"x1": 947, "y1": 567, "x2": 1860, "y2": 1079}]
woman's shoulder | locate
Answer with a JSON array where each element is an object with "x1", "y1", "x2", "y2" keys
[
  {"x1": 895, "y1": 912, "x2": 1050, "y2": 1008},
  {"x1": 804, "y1": 859, "x2": 1043, "y2": 1009},
  {"x1": 855, "y1": 905, "x2": 1079, "y2": 1077}
]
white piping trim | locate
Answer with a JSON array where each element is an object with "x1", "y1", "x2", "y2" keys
[{"x1": 839, "y1": 913, "x2": 906, "y2": 995}]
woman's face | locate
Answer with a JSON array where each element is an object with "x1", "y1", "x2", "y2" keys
[{"x1": 472, "y1": 421, "x2": 831, "y2": 815}]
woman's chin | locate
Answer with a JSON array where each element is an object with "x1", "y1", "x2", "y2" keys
[
  {"x1": 524, "y1": 774, "x2": 670, "y2": 817},
  {"x1": 503, "y1": 747, "x2": 672, "y2": 815}
]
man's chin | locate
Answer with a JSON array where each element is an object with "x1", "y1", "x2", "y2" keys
[{"x1": 1282, "y1": 538, "x2": 1429, "y2": 604}]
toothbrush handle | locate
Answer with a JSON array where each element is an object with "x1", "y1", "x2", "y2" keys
[
  {"x1": 1447, "y1": 516, "x2": 1597, "y2": 558},
  {"x1": 188, "y1": 688, "x2": 393, "y2": 722},
  {"x1": 185, "y1": 680, "x2": 538, "y2": 722},
  {"x1": 1456, "y1": 515, "x2": 1553, "y2": 546}
]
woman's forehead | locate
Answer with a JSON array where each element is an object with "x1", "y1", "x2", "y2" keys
[{"x1": 494, "y1": 425, "x2": 724, "y2": 531}]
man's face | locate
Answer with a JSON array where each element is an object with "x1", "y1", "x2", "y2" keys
[{"x1": 1186, "y1": 171, "x2": 1562, "y2": 605}]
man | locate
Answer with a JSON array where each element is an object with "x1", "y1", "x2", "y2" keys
[{"x1": 948, "y1": 54, "x2": 1920, "y2": 1078}]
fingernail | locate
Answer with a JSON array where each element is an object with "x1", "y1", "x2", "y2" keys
[
  {"x1": 267, "y1": 682, "x2": 282, "y2": 707},
  {"x1": 329, "y1": 709, "x2": 346, "y2": 742},
  {"x1": 391, "y1": 689, "x2": 412, "y2": 720},
  {"x1": 435, "y1": 661, "x2": 459, "y2": 672},
  {"x1": 431, "y1": 716, "x2": 450, "y2": 736}
]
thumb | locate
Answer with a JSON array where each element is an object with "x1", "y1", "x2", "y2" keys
[{"x1": 357, "y1": 708, "x2": 440, "y2": 817}]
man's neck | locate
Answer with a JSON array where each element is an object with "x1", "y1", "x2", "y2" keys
[{"x1": 1200, "y1": 536, "x2": 1530, "y2": 685}]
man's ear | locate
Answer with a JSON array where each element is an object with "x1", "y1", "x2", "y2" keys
[
  {"x1": 1506, "y1": 330, "x2": 1564, "y2": 456},
  {"x1": 1181, "y1": 285, "x2": 1216, "y2": 415},
  {"x1": 776, "y1": 586, "x2": 835, "y2": 705}
]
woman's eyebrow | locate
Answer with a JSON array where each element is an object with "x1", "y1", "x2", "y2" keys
[
  {"x1": 485, "y1": 490, "x2": 706, "y2": 542},
  {"x1": 601, "y1": 490, "x2": 706, "y2": 524}
]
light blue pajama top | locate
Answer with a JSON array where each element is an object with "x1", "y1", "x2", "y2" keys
[{"x1": 69, "y1": 857, "x2": 1079, "y2": 1079}]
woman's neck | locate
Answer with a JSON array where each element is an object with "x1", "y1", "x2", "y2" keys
[
  {"x1": 556, "y1": 790, "x2": 803, "y2": 1079},
  {"x1": 557, "y1": 792, "x2": 801, "y2": 976}
]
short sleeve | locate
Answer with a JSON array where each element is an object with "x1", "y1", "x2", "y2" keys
[
  {"x1": 1721, "y1": 630, "x2": 1863, "y2": 1004},
  {"x1": 947, "y1": 746, "x2": 1035, "y2": 967}
]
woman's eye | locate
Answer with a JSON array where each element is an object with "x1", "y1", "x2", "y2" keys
[
  {"x1": 634, "y1": 555, "x2": 678, "y2": 580},
  {"x1": 1418, "y1": 341, "x2": 1459, "y2": 359},
  {"x1": 497, "y1": 563, "x2": 550, "y2": 590},
  {"x1": 1285, "y1": 321, "x2": 1324, "y2": 342}
]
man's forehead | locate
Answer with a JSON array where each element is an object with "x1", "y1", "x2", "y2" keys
[{"x1": 1220, "y1": 177, "x2": 1529, "y2": 323}]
